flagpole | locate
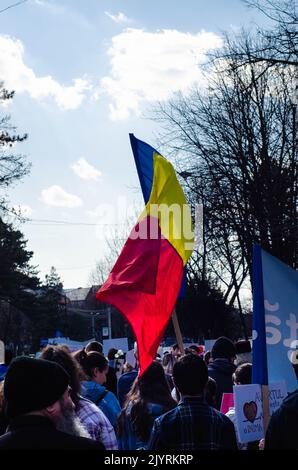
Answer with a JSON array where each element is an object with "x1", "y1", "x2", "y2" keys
[
  {"x1": 253, "y1": 245, "x2": 270, "y2": 437},
  {"x1": 262, "y1": 385, "x2": 270, "y2": 434},
  {"x1": 171, "y1": 308, "x2": 185, "y2": 354}
]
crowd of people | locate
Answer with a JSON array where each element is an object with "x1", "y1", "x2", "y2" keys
[{"x1": 0, "y1": 336, "x2": 296, "y2": 450}]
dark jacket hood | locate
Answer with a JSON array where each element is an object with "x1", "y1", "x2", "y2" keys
[{"x1": 208, "y1": 359, "x2": 236, "y2": 376}]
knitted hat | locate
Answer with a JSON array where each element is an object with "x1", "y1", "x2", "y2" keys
[
  {"x1": 4, "y1": 356, "x2": 69, "y2": 418},
  {"x1": 211, "y1": 337, "x2": 236, "y2": 360}
]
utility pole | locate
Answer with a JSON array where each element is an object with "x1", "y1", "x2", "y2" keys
[
  {"x1": 108, "y1": 305, "x2": 112, "y2": 339},
  {"x1": 91, "y1": 314, "x2": 95, "y2": 339},
  {"x1": 90, "y1": 312, "x2": 104, "y2": 340}
]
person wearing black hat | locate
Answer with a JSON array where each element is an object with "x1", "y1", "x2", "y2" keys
[
  {"x1": 0, "y1": 356, "x2": 105, "y2": 450},
  {"x1": 207, "y1": 337, "x2": 236, "y2": 410}
]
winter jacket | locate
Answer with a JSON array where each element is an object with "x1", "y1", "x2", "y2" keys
[
  {"x1": 117, "y1": 370, "x2": 138, "y2": 407},
  {"x1": 118, "y1": 402, "x2": 168, "y2": 450},
  {"x1": 265, "y1": 388, "x2": 298, "y2": 449},
  {"x1": 0, "y1": 415, "x2": 104, "y2": 450},
  {"x1": 0, "y1": 365, "x2": 8, "y2": 382},
  {"x1": 81, "y1": 381, "x2": 121, "y2": 428},
  {"x1": 208, "y1": 359, "x2": 236, "y2": 409},
  {"x1": 105, "y1": 365, "x2": 118, "y2": 396}
]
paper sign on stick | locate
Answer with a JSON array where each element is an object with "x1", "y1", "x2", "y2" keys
[{"x1": 234, "y1": 384, "x2": 264, "y2": 443}]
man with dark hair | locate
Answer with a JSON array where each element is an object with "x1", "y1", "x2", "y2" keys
[
  {"x1": 148, "y1": 354, "x2": 237, "y2": 450},
  {"x1": 208, "y1": 337, "x2": 236, "y2": 409},
  {"x1": 85, "y1": 341, "x2": 103, "y2": 354},
  {"x1": 233, "y1": 362, "x2": 252, "y2": 385},
  {"x1": 0, "y1": 357, "x2": 105, "y2": 449},
  {"x1": 162, "y1": 343, "x2": 182, "y2": 376},
  {"x1": 188, "y1": 345, "x2": 200, "y2": 355}
]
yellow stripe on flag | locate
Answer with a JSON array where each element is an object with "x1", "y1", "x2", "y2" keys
[{"x1": 139, "y1": 152, "x2": 194, "y2": 265}]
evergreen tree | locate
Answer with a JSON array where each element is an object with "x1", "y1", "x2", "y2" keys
[
  {"x1": 0, "y1": 83, "x2": 30, "y2": 211},
  {"x1": 0, "y1": 218, "x2": 39, "y2": 302},
  {"x1": 32, "y1": 267, "x2": 67, "y2": 345}
]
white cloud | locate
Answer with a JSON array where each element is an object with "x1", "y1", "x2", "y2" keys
[
  {"x1": 98, "y1": 28, "x2": 223, "y2": 120},
  {"x1": 41, "y1": 185, "x2": 83, "y2": 208},
  {"x1": 105, "y1": 11, "x2": 130, "y2": 24},
  {"x1": 71, "y1": 158, "x2": 102, "y2": 181},
  {"x1": 0, "y1": 35, "x2": 90, "y2": 109},
  {"x1": 13, "y1": 204, "x2": 33, "y2": 217}
]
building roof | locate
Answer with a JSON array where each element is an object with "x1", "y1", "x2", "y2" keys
[{"x1": 63, "y1": 287, "x2": 91, "y2": 302}]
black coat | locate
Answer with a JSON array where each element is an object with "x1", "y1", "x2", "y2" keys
[
  {"x1": 117, "y1": 370, "x2": 138, "y2": 407},
  {"x1": 265, "y1": 388, "x2": 298, "y2": 450},
  {"x1": 105, "y1": 366, "x2": 118, "y2": 396},
  {"x1": 0, "y1": 415, "x2": 105, "y2": 450},
  {"x1": 208, "y1": 359, "x2": 236, "y2": 410}
]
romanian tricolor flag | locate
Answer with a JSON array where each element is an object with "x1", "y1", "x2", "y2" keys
[{"x1": 96, "y1": 135, "x2": 194, "y2": 375}]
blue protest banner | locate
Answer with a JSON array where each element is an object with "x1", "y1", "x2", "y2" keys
[{"x1": 253, "y1": 247, "x2": 298, "y2": 393}]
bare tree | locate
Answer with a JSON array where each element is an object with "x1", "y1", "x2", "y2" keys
[
  {"x1": 220, "y1": 1, "x2": 298, "y2": 69},
  {"x1": 89, "y1": 211, "x2": 140, "y2": 286},
  {"x1": 154, "y1": 43, "x2": 298, "y2": 309}
]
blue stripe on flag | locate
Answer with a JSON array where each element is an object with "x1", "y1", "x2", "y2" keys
[
  {"x1": 129, "y1": 134, "x2": 154, "y2": 204},
  {"x1": 252, "y1": 244, "x2": 268, "y2": 385},
  {"x1": 129, "y1": 133, "x2": 187, "y2": 299}
]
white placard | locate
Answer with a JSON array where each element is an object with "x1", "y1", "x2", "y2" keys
[
  {"x1": 234, "y1": 384, "x2": 264, "y2": 443},
  {"x1": 204, "y1": 339, "x2": 217, "y2": 353},
  {"x1": 269, "y1": 381, "x2": 287, "y2": 416},
  {"x1": 103, "y1": 337, "x2": 128, "y2": 356},
  {"x1": 0, "y1": 341, "x2": 5, "y2": 364},
  {"x1": 233, "y1": 382, "x2": 288, "y2": 444},
  {"x1": 47, "y1": 337, "x2": 91, "y2": 352}
]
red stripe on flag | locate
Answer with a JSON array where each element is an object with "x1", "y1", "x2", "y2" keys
[{"x1": 96, "y1": 216, "x2": 183, "y2": 375}]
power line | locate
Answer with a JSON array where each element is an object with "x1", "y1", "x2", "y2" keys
[
  {"x1": 29, "y1": 218, "x2": 106, "y2": 226},
  {"x1": 7, "y1": 208, "x2": 131, "y2": 228},
  {"x1": 6, "y1": 210, "x2": 128, "y2": 227},
  {"x1": 26, "y1": 218, "x2": 128, "y2": 227},
  {"x1": 0, "y1": 0, "x2": 28, "y2": 14}
]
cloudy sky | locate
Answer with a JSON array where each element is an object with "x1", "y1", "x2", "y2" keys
[{"x1": 0, "y1": 0, "x2": 266, "y2": 287}]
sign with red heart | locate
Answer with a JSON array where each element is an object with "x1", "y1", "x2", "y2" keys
[
  {"x1": 234, "y1": 384, "x2": 264, "y2": 443},
  {"x1": 243, "y1": 401, "x2": 258, "y2": 423}
]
